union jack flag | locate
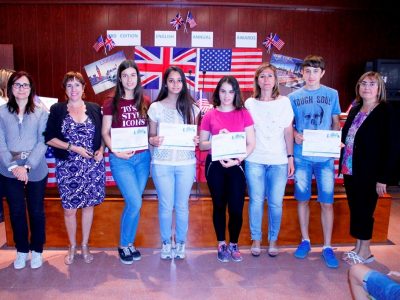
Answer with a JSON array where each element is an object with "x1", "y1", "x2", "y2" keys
[
  {"x1": 104, "y1": 35, "x2": 116, "y2": 52},
  {"x1": 134, "y1": 46, "x2": 197, "y2": 90},
  {"x1": 93, "y1": 35, "x2": 104, "y2": 52},
  {"x1": 262, "y1": 33, "x2": 274, "y2": 53},
  {"x1": 196, "y1": 48, "x2": 262, "y2": 92},
  {"x1": 170, "y1": 13, "x2": 184, "y2": 30}
]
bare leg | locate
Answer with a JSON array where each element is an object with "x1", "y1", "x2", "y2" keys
[
  {"x1": 63, "y1": 208, "x2": 78, "y2": 265},
  {"x1": 358, "y1": 240, "x2": 372, "y2": 259},
  {"x1": 320, "y1": 203, "x2": 333, "y2": 246},
  {"x1": 81, "y1": 206, "x2": 94, "y2": 263},
  {"x1": 297, "y1": 201, "x2": 310, "y2": 240},
  {"x1": 64, "y1": 208, "x2": 77, "y2": 246},
  {"x1": 349, "y1": 264, "x2": 370, "y2": 300},
  {"x1": 81, "y1": 206, "x2": 94, "y2": 245}
]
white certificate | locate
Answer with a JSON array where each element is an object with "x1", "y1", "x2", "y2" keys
[
  {"x1": 302, "y1": 129, "x2": 342, "y2": 158},
  {"x1": 111, "y1": 127, "x2": 148, "y2": 152},
  {"x1": 158, "y1": 123, "x2": 197, "y2": 151},
  {"x1": 211, "y1": 132, "x2": 247, "y2": 161}
]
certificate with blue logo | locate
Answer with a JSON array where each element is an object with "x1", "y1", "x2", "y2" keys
[
  {"x1": 302, "y1": 129, "x2": 341, "y2": 158},
  {"x1": 211, "y1": 132, "x2": 247, "y2": 161},
  {"x1": 158, "y1": 123, "x2": 197, "y2": 151},
  {"x1": 111, "y1": 127, "x2": 148, "y2": 152}
]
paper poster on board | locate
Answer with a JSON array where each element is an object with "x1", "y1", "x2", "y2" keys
[
  {"x1": 270, "y1": 53, "x2": 305, "y2": 89},
  {"x1": 107, "y1": 30, "x2": 141, "y2": 46},
  {"x1": 84, "y1": 51, "x2": 127, "y2": 94},
  {"x1": 235, "y1": 32, "x2": 257, "y2": 48}
]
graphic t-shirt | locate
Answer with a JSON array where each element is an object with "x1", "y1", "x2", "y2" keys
[
  {"x1": 289, "y1": 85, "x2": 341, "y2": 162},
  {"x1": 102, "y1": 96, "x2": 150, "y2": 128},
  {"x1": 245, "y1": 96, "x2": 294, "y2": 165}
]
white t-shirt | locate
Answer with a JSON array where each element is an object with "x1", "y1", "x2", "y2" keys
[
  {"x1": 245, "y1": 96, "x2": 294, "y2": 165},
  {"x1": 148, "y1": 101, "x2": 200, "y2": 166}
]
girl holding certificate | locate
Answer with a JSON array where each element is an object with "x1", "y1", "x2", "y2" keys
[
  {"x1": 245, "y1": 63, "x2": 294, "y2": 257},
  {"x1": 199, "y1": 76, "x2": 255, "y2": 262},
  {"x1": 102, "y1": 60, "x2": 151, "y2": 265},
  {"x1": 45, "y1": 71, "x2": 105, "y2": 265},
  {"x1": 148, "y1": 66, "x2": 200, "y2": 260}
]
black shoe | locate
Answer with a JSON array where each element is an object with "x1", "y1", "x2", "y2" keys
[
  {"x1": 118, "y1": 247, "x2": 133, "y2": 265},
  {"x1": 128, "y1": 245, "x2": 141, "y2": 261}
]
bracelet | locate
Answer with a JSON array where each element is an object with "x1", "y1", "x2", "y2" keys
[
  {"x1": 287, "y1": 154, "x2": 294, "y2": 158},
  {"x1": 67, "y1": 142, "x2": 72, "y2": 151}
]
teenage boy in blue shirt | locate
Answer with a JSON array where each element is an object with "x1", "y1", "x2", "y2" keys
[{"x1": 289, "y1": 55, "x2": 341, "y2": 268}]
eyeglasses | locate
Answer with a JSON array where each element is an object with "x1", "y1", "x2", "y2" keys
[
  {"x1": 13, "y1": 83, "x2": 31, "y2": 89},
  {"x1": 360, "y1": 81, "x2": 377, "y2": 88}
]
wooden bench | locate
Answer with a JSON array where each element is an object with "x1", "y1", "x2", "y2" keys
[{"x1": 2, "y1": 186, "x2": 392, "y2": 248}]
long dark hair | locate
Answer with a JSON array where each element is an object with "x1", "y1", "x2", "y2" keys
[
  {"x1": 112, "y1": 60, "x2": 146, "y2": 122},
  {"x1": 155, "y1": 66, "x2": 196, "y2": 124},
  {"x1": 212, "y1": 76, "x2": 244, "y2": 110},
  {"x1": 6, "y1": 71, "x2": 36, "y2": 114}
]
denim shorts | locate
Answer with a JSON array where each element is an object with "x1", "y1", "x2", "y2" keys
[
  {"x1": 364, "y1": 270, "x2": 400, "y2": 300},
  {"x1": 294, "y1": 157, "x2": 334, "y2": 204}
]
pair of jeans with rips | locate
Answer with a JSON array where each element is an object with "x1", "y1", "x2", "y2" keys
[
  {"x1": 109, "y1": 150, "x2": 151, "y2": 247},
  {"x1": 151, "y1": 163, "x2": 195, "y2": 244},
  {"x1": 245, "y1": 161, "x2": 288, "y2": 242}
]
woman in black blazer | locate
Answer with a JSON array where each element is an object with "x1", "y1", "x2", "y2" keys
[{"x1": 339, "y1": 71, "x2": 397, "y2": 265}]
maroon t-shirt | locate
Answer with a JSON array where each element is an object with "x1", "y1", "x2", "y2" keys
[{"x1": 103, "y1": 96, "x2": 150, "y2": 128}]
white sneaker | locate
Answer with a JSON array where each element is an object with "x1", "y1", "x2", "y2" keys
[
  {"x1": 174, "y1": 243, "x2": 186, "y2": 259},
  {"x1": 14, "y1": 252, "x2": 28, "y2": 270},
  {"x1": 160, "y1": 242, "x2": 172, "y2": 260},
  {"x1": 30, "y1": 251, "x2": 43, "y2": 269}
]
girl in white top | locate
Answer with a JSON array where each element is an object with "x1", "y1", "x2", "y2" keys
[
  {"x1": 245, "y1": 63, "x2": 294, "y2": 257},
  {"x1": 148, "y1": 66, "x2": 200, "y2": 260}
]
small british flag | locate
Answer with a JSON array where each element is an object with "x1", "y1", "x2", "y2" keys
[
  {"x1": 170, "y1": 13, "x2": 184, "y2": 30},
  {"x1": 104, "y1": 35, "x2": 116, "y2": 54}
]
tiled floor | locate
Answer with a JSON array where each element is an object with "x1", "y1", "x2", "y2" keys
[{"x1": 0, "y1": 195, "x2": 399, "y2": 300}]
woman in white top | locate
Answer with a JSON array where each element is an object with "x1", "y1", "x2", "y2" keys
[
  {"x1": 245, "y1": 63, "x2": 294, "y2": 257},
  {"x1": 148, "y1": 66, "x2": 200, "y2": 260}
]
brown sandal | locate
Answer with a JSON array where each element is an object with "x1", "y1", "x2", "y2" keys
[
  {"x1": 64, "y1": 245, "x2": 77, "y2": 265},
  {"x1": 81, "y1": 245, "x2": 94, "y2": 263}
]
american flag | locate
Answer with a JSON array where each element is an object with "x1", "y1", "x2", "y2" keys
[
  {"x1": 93, "y1": 35, "x2": 104, "y2": 52},
  {"x1": 271, "y1": 34, "x2": 285, "y2": 50},
  {"x1": 170, "y1": 13, "x2": 184, "y2": 30},
  {"x1": 196, "y1": 48, "x2": 262, "y2": 92},
  {"x1": 45, "y1": 147, "x2": 117, "y2": 187},
  {"x1": 134, "y1": 46, "x2": 197, "y2": 89},
  {"x1": 186, "y1": 11, "x2": 197, "y2": 29},
  {"x1": 104, "y1": 35, "x2": 116, "y2": 52}
]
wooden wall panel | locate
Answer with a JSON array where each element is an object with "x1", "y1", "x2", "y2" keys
[{"x1": 0, "y1": 2, "x2": 399, "y2": 107}]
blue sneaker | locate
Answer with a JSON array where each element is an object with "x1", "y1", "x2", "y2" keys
[
  {"x1": 294, "y1": 240, "x2": 311, "y2": 259},
  {"x1": 217, "y1": 244, "x2": 230, "y2": 263},
  {"x1": 322, "y1": 247, "x2": 339, "y2": 268}
]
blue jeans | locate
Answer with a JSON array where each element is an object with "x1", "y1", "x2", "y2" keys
[
  {"x1": 294, "y1": 157, "x2": 334, "y2": 204},
  {"x1": 245, "y1": 161, "x2": 288, "y2": 242},
  {"x1": 364, "y1": 270, "x2": 400, "y2": 300},
  {"x1": 109, "y1": 150, "x2": 151, "y2": 247},
  {"x1": 152, "y1": 164, "x2": 195, "y2": 244}
]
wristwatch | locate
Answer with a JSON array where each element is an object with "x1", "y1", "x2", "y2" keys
[
  {"x1": 287, "y1": 154, "x2": 294, "y2": 158},
  {"x1": 24, "y1": 165, "x2": 31, "y2": 173}
]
